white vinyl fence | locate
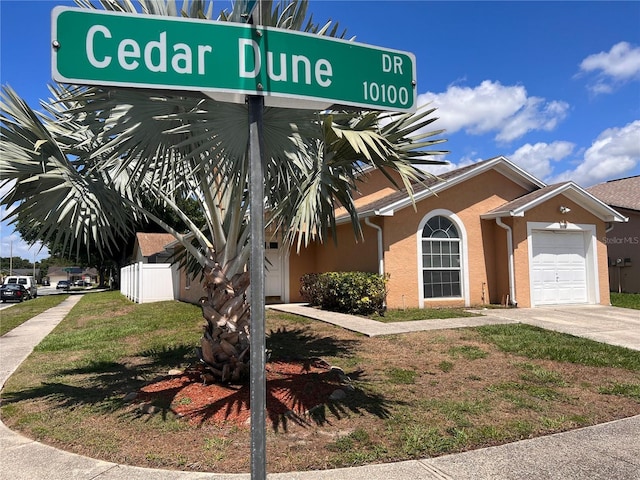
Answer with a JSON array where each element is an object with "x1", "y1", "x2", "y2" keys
[{"x1": 120, "y1": 262, "x2": 176, "y2": 303}]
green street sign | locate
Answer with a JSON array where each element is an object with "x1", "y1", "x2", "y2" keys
[{"x1": 52, "y1": 7, "x2": 416, "y2": 112}]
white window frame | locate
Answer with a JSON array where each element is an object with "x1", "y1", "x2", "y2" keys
[{"x1": 417, "y1": 209, "x2": 470, "y2": 307}]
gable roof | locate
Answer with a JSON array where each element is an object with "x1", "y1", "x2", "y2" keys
[
  {"x1": 135, "y1": 233, "x2": 175, "y2": 257},
  {"x1": 586, "y1": 176, "x2": 640, "y2": 212},
  {"x1": 336, "y1": 156, "x2": 545, "y2": 222},
  {"x1": 482, "y1": 182, "x2": 628, "y2": 222},
  {"x1": 334, "y1": 156, "x2": 627, "y2": 225}
]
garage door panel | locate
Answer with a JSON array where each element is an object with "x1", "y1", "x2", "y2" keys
[
  {"x1": 557, "y1": 286, "x2": 587, "y2": 303},
  {"x1": 531, "y1": 231, "x2": 588, "y2": 306}
]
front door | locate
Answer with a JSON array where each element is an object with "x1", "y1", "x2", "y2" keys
[{"x1": 265, "y1": 241, "x2": 283, "y2": 299}]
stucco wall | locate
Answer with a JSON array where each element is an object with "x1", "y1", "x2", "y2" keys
[
  {"x1": 290, "y1": 169, "x2": 532, "y2": 309},
  {"x1": 487, "y1": 218, "x2": 511, "y2": 305},
  {"x1": 381, "y1": 169, "x2": 529, "y2": 309},
  {"x1": 288, "y1": 242, "x2": 318, "y2": 302},
  {"x1": 177, "y1": 268, "x2": 207, "y2": 305}
]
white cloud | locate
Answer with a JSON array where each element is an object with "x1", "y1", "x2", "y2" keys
[
  {"x1": 417, "y1": 80, "x2": 569, "y2": 143},
  {"x1": 1, "y1": 180, "x2": 49, "y2": 262},
  {"x1": 580, "y1": 42, "x2": 640, "y2": 80},
  {"x1": 509, "y1": 141, "x2": 575, "y2": 180},
  {"x1": 498, "y1": 99, "x2": 569, "y2": 143},
  {"x1": 578, "y1": 42, "x2": 640, "y2": 94},
  {"x1": 0, "y1": 224, "x2": 49, "y2": 263},
  {"x1": 549, "y1": 120, "x2": 640, "y2": 186}
]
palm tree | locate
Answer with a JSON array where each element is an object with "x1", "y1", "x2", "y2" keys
[{"x1": 0, "y1": 0, "x2": 447, "y2": 383}]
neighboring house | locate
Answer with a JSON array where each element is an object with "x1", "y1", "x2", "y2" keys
[
  {"x1": 48, "y1": 266, "x2": 98, "y2": 286},
  {"x1": 124, "y1": 232, "x2": 179, "y2": 303},
  {"x1": 274, "y1": 156, "x2": 625, "y2": 309},
  {"x1": 132, "y1": 232, "x2": 176, "y2": 263},
  {"x1": 587, "y1": 176, "x2": 639, "y2": 293}
]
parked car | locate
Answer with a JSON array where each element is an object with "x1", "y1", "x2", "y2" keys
[
  {"x1": 1, "y1": 283, "x2": 31, "y2": 302},
  {"x1": 3, "y1": 275, "x2": 37, "y2": 298},
  {"x1": 56, "y1": 280, "x2": 71, "y2": 290}
]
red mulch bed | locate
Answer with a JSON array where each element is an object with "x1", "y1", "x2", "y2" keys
[{"x1": 136, "y1": 360, "x2": 344, "y2": 427}]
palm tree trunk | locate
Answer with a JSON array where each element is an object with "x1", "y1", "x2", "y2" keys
[{"x1": 197, "y1": 248, "x2": 251, "y2": 383}]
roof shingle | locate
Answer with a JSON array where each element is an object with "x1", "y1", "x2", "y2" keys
[
  {"x1": 136, "y1": 233, "x2": 175, "y2": 257},
  {"x1": 586, "y1": 176, "x2": 640, "y2": 211}
]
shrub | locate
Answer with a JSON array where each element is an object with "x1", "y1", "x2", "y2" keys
[
  {"x1": 299, "y1": 273, "x2": 323, "y2": 306},
  {"x1": 300, "y1": 271, "x2": 387, "y2": 315}
]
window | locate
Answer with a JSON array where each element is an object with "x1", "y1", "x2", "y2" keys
[{"x1": 421, "y1": 216, "x2": 461, "y2": 298}]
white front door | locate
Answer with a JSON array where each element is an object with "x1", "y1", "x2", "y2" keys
[
  {"x1": 531, "y1": 231, "x2": 588, "y2": 305},
  {"x1": 265, "y1": 241, "x2": 283, "y2": 298}
]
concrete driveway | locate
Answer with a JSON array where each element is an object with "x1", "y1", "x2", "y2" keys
[{"x1": 475, "y1": 305, "x2": 640, "y2": 351}]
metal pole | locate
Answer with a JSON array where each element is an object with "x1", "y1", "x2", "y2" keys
[
  {"x1": 248, "y1": 77, "x2": 267, "y2": 480},
  {"x1": 246, "y1": 2, "x2": 266, "y2": 477}
]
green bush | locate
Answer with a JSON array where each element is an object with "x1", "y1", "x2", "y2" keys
[{"x1": 300, "y1": 271, "x2": 387, "y2": 315}]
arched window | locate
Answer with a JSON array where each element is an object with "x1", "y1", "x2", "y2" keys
[{"x1": 421, "y1": 215, "x2": 461, "y2": 298}]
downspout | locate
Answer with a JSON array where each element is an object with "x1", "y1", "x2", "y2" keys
[
  {"x1": 365, "y1": 217, "x2": 384, "y2": 275},
  {"x1": 495, "y1": 217, "x2": 517, "y2": 307}
]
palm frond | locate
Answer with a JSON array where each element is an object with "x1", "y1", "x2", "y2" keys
[{"x1": 0, "y1": 86, "x2": 139, "y2": 257}]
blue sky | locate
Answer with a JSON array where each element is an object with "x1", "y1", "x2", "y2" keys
[{"x1": 1, "y1": 0, "x2": 640, "y2": 261}]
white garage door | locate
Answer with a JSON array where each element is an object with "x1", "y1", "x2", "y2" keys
[{"x1": 531, "y1": 231, "x2": 588, "y2": 306}]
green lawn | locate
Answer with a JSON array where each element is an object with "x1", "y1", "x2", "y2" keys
[
  {"x1": 1, "y1": 291, "x2": 639, "y2": 474},
  {"x1": 611, "y1": 292, "x2": 640, "y2": 310},
  {"x1": 367, "y1": 307, "x2": 480, "y2": 322},
  {"x1": 3, "y1": 291, "x2": 636, "y2": 339}
]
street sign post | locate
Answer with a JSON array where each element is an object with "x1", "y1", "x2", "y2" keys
[
  {"x1": 52, "y1": 7, "x2": 416, "y2": 112},
  {"x1": 238, "y1": 0, "x2": 259, "y2": 21}
]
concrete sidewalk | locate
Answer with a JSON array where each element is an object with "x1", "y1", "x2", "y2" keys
[
  {"x1": 473, "y1": 304, "x2": 640, "y2": 351},
  {"x1": 1, "y1": 299, "x2": 640, "y2": 479},
  {"x1": 0, "y1": 295, "x2": 84, "y2": 390},
  {"x1": 268, "y1": 303, "x2": 518, "y2": 336},
  {"x1": 270, "y1": 303, "x2": 640, "y2": 351}
]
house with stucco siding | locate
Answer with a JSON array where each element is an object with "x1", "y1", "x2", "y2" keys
[
  {"x1": 274, "y1": 156, "x2": 626, "y2": 309},
  {"x1": 141, "y1": 156, "x2": 625, "y2": 309}
]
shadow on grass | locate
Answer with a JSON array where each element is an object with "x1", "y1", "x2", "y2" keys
[
  {"x1": 266, "y1": 325, "x2": 360, "y2": 361},
  {"x1": 145, "y1": 363, "x2": 398, "y2": 433},
  {"x1": 2, "y1": 328, "x2": 397, "y2": 431},
  {"x1": 1, "y1": 344, "x2": 194, "y2": 415}
]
